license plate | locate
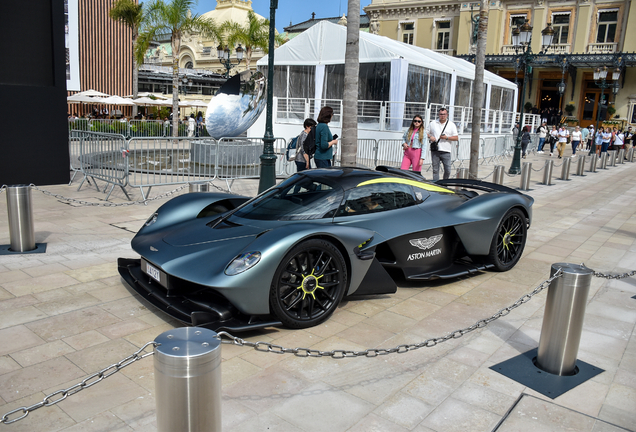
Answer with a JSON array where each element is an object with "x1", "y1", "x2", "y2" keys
[{"x1": 146, "y1": 263, "x2": 161, "y2": 282}]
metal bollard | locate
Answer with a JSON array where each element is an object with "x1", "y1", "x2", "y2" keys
[
  {"x1": 589, "y1": 154, "x2": 597, "y2": 172},
  {"x1": 456, "y1": 167, "x2": 469, "y2": 179},
  {"x1": 154, "y1": 327, "x2": 222, "y2": 432},
  {"x1": 617, "y1": 148, "x2": 625, "y2": 164},
  {"x1": 560, "y1": 157, "x2": 571, "y2": 180},
  {"x1": 599, "y1": 152, "x2": 608, "y2": 169},
  {"x1": 492, "y1": 165, "x2": 504, "y2": 185},
  {"x1": 6, "y1": 185, "x2": 36, "y2": 252},
  {"x1": 627, "y1": 147, "x2": 635, "y2": 162},
  {"x1": 542, "y1": 160, "x2": 553, "y2": 185},
  {"x1": 608, "y1": 150, "x2": 617, "y2": 167},
  {"x1": 576, "y1": 156, "x2": 586, "y2": 176},
  {"x1": 189, "y1": 182, "x2": 210, "y2": 193},
  {"x1": 519, "y1": 162, "x2": 532, "y2": 190},
  {"x1": 537, "y1": 263, "x2": 593, "y2": 376}
]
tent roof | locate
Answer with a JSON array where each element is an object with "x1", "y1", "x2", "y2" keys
[{"x1": 258, "y1": 21, "x2": 516, "y2": 90}]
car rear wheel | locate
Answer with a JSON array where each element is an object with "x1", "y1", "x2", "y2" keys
[
  {"x1": 270, "y1": 239, "x2": 347, "y2": 328},
  {"x1": 488, "y1": 208, "x2": 527, "y2": 271}
]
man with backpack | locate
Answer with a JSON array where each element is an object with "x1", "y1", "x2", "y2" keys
[{"x1": 288, "y1": 118, "x2": 317, "y2": 172}]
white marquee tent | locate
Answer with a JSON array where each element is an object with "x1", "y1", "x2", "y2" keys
[{"x1": 257, "y1": 21, "x2": 518, "y2": 130}]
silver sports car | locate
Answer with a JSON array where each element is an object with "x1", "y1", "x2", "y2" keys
[{"x1": 118, "y1": 166, "x2": 532, "y2": 331}]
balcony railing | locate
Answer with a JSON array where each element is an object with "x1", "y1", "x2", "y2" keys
[
  {"x1": 433, "y1": 48, "x2": 456, "y2": 56},
  {"x1": 502, "y1": 44, "x2": 572, "y2": 55},
  {"x1": 587, "y1": 43, "x2": 617, "y2": 54},
  {"x1": 545, "y1": 44, "x2": 571, "y2": 54}
]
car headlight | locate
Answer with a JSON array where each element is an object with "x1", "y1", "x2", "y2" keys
[
  {"x1": 225, "y1": 252, "x2": 261, "y2": 275},
  {"x1": 144, "y1": 212, "x2": 158, "y2": 227}
]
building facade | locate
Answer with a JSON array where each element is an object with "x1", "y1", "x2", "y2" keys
[
  {"x1": 364, "y1": 0, "x2": 636, "y2": 127},
  {"x1": 146, "y1": 0, "x2": 271, "y2": 76}
]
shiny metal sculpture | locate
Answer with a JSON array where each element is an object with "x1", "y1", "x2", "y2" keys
[{"x1": 205, "y1": 70, "x2": 267, "y2": 139}]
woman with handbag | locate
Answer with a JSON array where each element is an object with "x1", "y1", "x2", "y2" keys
[
  {"x1": 401, "y1": 115, "x2": 425, "y2": 173},
  {"x1": 548, "y1": 125, "x2": 558, "y2": 156}
]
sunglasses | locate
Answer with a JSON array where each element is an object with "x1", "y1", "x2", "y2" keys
[{"x1": 413, "y1": 120, "x2": 422, "y2": 123}]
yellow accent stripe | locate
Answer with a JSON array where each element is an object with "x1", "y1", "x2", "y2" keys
[{"x1": 357, "y1": 178, "x2": 455, "y2": 193}]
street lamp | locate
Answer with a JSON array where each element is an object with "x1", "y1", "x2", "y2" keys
[
  {"x1": 508, "y1": 20, "x2": 555, "y2": 175},
  {"x1": 592, "y1": 61, "x2": 622, "y2": 137},
  {"x1": 257, "y1": 0, "x2": 279, "y2": 193},
  {"x1": 179, "y1": 76, "x2": 192, "y2": 95},
  {"x1": 217, "y1": 44, "x2": 244, "y2": 78}
]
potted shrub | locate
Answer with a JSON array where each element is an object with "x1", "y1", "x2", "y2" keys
[
  {"x1": 564, "y1": 103, "x2": 575, "y2": 116},
  {"x1": 607, "y1": 105, "x2": 617, "y2": 117},
  {"x1": 524, "y1": 102, "x2": 533, "y2": 113}
]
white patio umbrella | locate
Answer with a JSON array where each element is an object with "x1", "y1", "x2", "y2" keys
[
  {"x1": 132, "y1": 97, "x2": 164, "y2": 106},
  {"x1": 67, "y1": 94, "x2": 103, "y2": 103},
  {"x1": 162, "y1": 98, "x2": 189, "y2": 107},
  {"x1": 100, "y1": 95, "x2": 136, "y2": 106},
  {"x1": 184, "y1": 99, "x2": 208, "y2": 108},
  {"x1": 75, "y1": 89, "x2": 110, "y2": 97},
  {"x1": 126, "y1": 92, "x2": 168, "y2": 100}
]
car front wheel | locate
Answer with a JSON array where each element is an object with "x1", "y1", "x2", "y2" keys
[
  {"x1": 488, "y1": 208, "x2": 527, "y2": 271},
  {"x1": 270, "y1": 239, "x2": 347, "y2": 328}
]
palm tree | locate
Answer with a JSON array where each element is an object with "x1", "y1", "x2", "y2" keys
[
  {"x1": 341, "y1": 1, "x2": 360, "y2": 166},
  {"x1": 223, "y1": 10, "x2": 285, "y2": 71},
  {"x1": 109, "y1": 0, "x2": 144, "y2": 118},
  {"x1": 136, "y1": 0, "x2": 221, "y2": 136}
]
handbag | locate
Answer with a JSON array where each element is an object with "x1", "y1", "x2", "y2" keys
[{"x1": 430, "y1": 121, "x2": 449, "y2": 152}]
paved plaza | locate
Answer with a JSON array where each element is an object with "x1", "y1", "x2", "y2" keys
[{"x1": 0, "y1": 148, "x2": 635, "y2": 431}]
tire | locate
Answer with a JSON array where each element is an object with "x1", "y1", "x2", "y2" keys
[
  {"x1": 487, "y1": 208, "x2": 527, "y2": 272},
  {"x1": 270, "y1": 239, "x2": 348, "y2": 328}
]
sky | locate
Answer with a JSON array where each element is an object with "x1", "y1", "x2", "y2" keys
[{"x1": 192, "y1": 0, "x2": 374, "y2": 32}]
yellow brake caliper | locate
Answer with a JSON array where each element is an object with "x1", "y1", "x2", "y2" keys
[{"x1": 298, "y1": 269, "x2": 325, "y2": 300}]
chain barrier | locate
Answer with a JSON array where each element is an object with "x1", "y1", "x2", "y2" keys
[
  {"x1": 0, "y1": 341, "x2": 157, "y2": 425},
  {"x1": 584, "y1": 265, "x2": 636, "y2": 279},
  {"x1": 531, "y1": 165, "x2": 545, "y2": 172},
  {"x1": 216, "y1": 269, "x2": 563, "y2": 358},
  {"x1": 30, "y1": 184, "x2": 190, "y2": 207},
  {"x1": 477, "y1": 169, "x2": 495, "y2": 181}
]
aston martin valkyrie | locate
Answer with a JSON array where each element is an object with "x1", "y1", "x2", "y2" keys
[{"x1": 118, "y1": 166, "x2": 532, "y2": 331}]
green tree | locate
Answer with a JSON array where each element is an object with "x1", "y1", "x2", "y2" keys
[
  {"x1": 223, "y1": 10, "x2": 285, "y2": 71},
  {"x1": 341, "y1": 1, "x2": 360, "y2": 166},
  {"x1": 109, "y1": 0, "x2": 144, "y2": 118},
  {"x1": 136, "y1": 0, "x2": 221, "y2": 136}
]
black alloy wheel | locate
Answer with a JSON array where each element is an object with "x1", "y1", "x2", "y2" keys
[
  {"x1": 270, "y1": 239, "x2": 347, "y2": 328},
  {"x1": 488, "y1": 208, "x2": 527, "y2": 271}
]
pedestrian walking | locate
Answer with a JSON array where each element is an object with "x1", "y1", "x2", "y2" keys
[
  {"x1": 556, "y1": 125, "x2": 569, "y2": 158},
  {"x1": 424, "y1": 107, "x2": 458, "y2": 181},
  {"x1": 537, "y1": 122, "x2": 548, "y2": 153},
  {"x1": 586, "y1": 125, "x2": 595, "y2": 150},
  {"x1": 549, "y1": 125, "x2": 558, "y2": 156},
  {"x1": 314, "y1": 106, "x2": 338, "y2": 168},
  {"x1": 571, "y1": 126, "x2": 582, "y2": 157},
  {"x1": 401, "y1": 115, "x2": 426, "y2": 174},
  {"x1": 294, "y1": 118, "x2": 317, "y2": 172}
]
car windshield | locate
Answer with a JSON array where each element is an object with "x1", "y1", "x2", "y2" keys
[{"x1": 233, "y1": 176, "x2": 344, "y2": 221}]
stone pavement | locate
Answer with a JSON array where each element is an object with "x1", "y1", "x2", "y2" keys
[{"x1": 0, "y1": 148, "x2": 635, "y2": 432}]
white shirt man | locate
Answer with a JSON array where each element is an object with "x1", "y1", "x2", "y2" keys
[
  {"x1": 422, "y1": 108, "x2": 459, "y2": 180},
  {"x1": 556, "y1": 126, "x2": 569, "y2": 159}
]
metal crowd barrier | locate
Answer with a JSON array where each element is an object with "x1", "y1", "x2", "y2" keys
[
  {"x1": 127, "y1": 137, "x2": 217, "y2": 199},
  {"x1": 75, "y1": 130, "x2": 130, "y2": 200},
  {"x1": 69, "y1": 132, "x2": 528, "y2": 199}
]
